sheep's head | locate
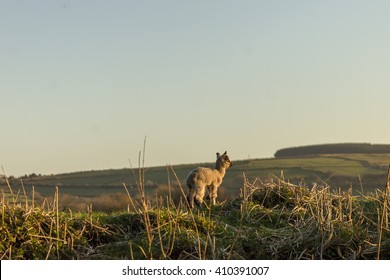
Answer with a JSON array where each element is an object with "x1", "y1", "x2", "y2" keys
[{"x1": 216, "y1": 151, "x2": 232, "y2": 169}]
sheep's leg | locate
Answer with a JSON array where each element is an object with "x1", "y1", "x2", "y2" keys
[
  {"x1": 209, "y1": 185, "x2": 218, "y2": 205},
  {"x1": 187, "y1": 186, "x2": 196, "y2": 208},
  {"x1": 194, "y1": 185, "x2": 206, "y2": 206}
]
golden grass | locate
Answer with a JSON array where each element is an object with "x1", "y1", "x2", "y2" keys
[{"x1": 1, "y1": 160, "x2": 390, "y2": 259}]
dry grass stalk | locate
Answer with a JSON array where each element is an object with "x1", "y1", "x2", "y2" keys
[
  {"x1": 377, "y1": 164, "x2": 390, "y2": 259},
  {"x1": 32, "y1": 185, "x2": 35, "y2": 209},
  {"x1": 169, "y1": 165, "x2": 203, "y2": 259},
  {"x1": 20, "y1": 179, "x2": 28, "y2": 211},
  {"x1": 126, "y1": 137, "x2": 155, "y2": 259},
  {"x1": 1, "y1": 189, "x2": 4, "y2": 227},
  {"x1": 1, "y1": 166, "x2": 14, "y2": 203},
  {"x1": 122, "y1": 183, "x2": 137, "y2": 212}
]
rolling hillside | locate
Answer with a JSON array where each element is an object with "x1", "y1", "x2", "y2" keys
[{"x1": 4, "y1": 153, "x2": 390, "y2": 199}]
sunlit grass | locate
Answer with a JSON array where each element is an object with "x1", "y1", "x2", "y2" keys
[{"x1": 1, "y1": 167, "x2": 390, "y2": 260}]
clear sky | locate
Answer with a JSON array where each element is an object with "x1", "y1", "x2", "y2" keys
[{"x1": 1, "y1": 0, "x2": 390, "y2": 176}]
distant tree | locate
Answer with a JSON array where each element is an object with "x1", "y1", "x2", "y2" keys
[{"x1": 29, "y1": 173, "x2": 38, "y2": 178}]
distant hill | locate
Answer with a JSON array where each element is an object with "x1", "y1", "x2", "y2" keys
[
  {"x1": 4, "y1": 152, "x2": 390, "y2": 199},
  {"x1": 274, "y1": 143, "x2": 390, "y2": 158}
]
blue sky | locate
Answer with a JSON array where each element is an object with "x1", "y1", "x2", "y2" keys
[{"x1": 1, "y1": 0, "x2": 390, "y2": 176}]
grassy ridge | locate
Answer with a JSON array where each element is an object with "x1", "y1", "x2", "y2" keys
[{"x1": 1, "y1": 171, "x2": 390, "y2": 260}]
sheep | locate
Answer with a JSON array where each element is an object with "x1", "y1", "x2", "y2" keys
[{"x1": 186, "y1": 151, "x2": 232, "y2": 208}]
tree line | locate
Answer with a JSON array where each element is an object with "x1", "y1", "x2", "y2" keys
[{"x1": 274, "y1": 143, "x2": 390, "y2": 157}]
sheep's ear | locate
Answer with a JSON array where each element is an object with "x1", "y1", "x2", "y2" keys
[
  {"x1": 216, "y1": 152, "x2": 220, "y2": 158},
  {"x1": 223, "y1": 151, "x2": 227, "y2": 155}
]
